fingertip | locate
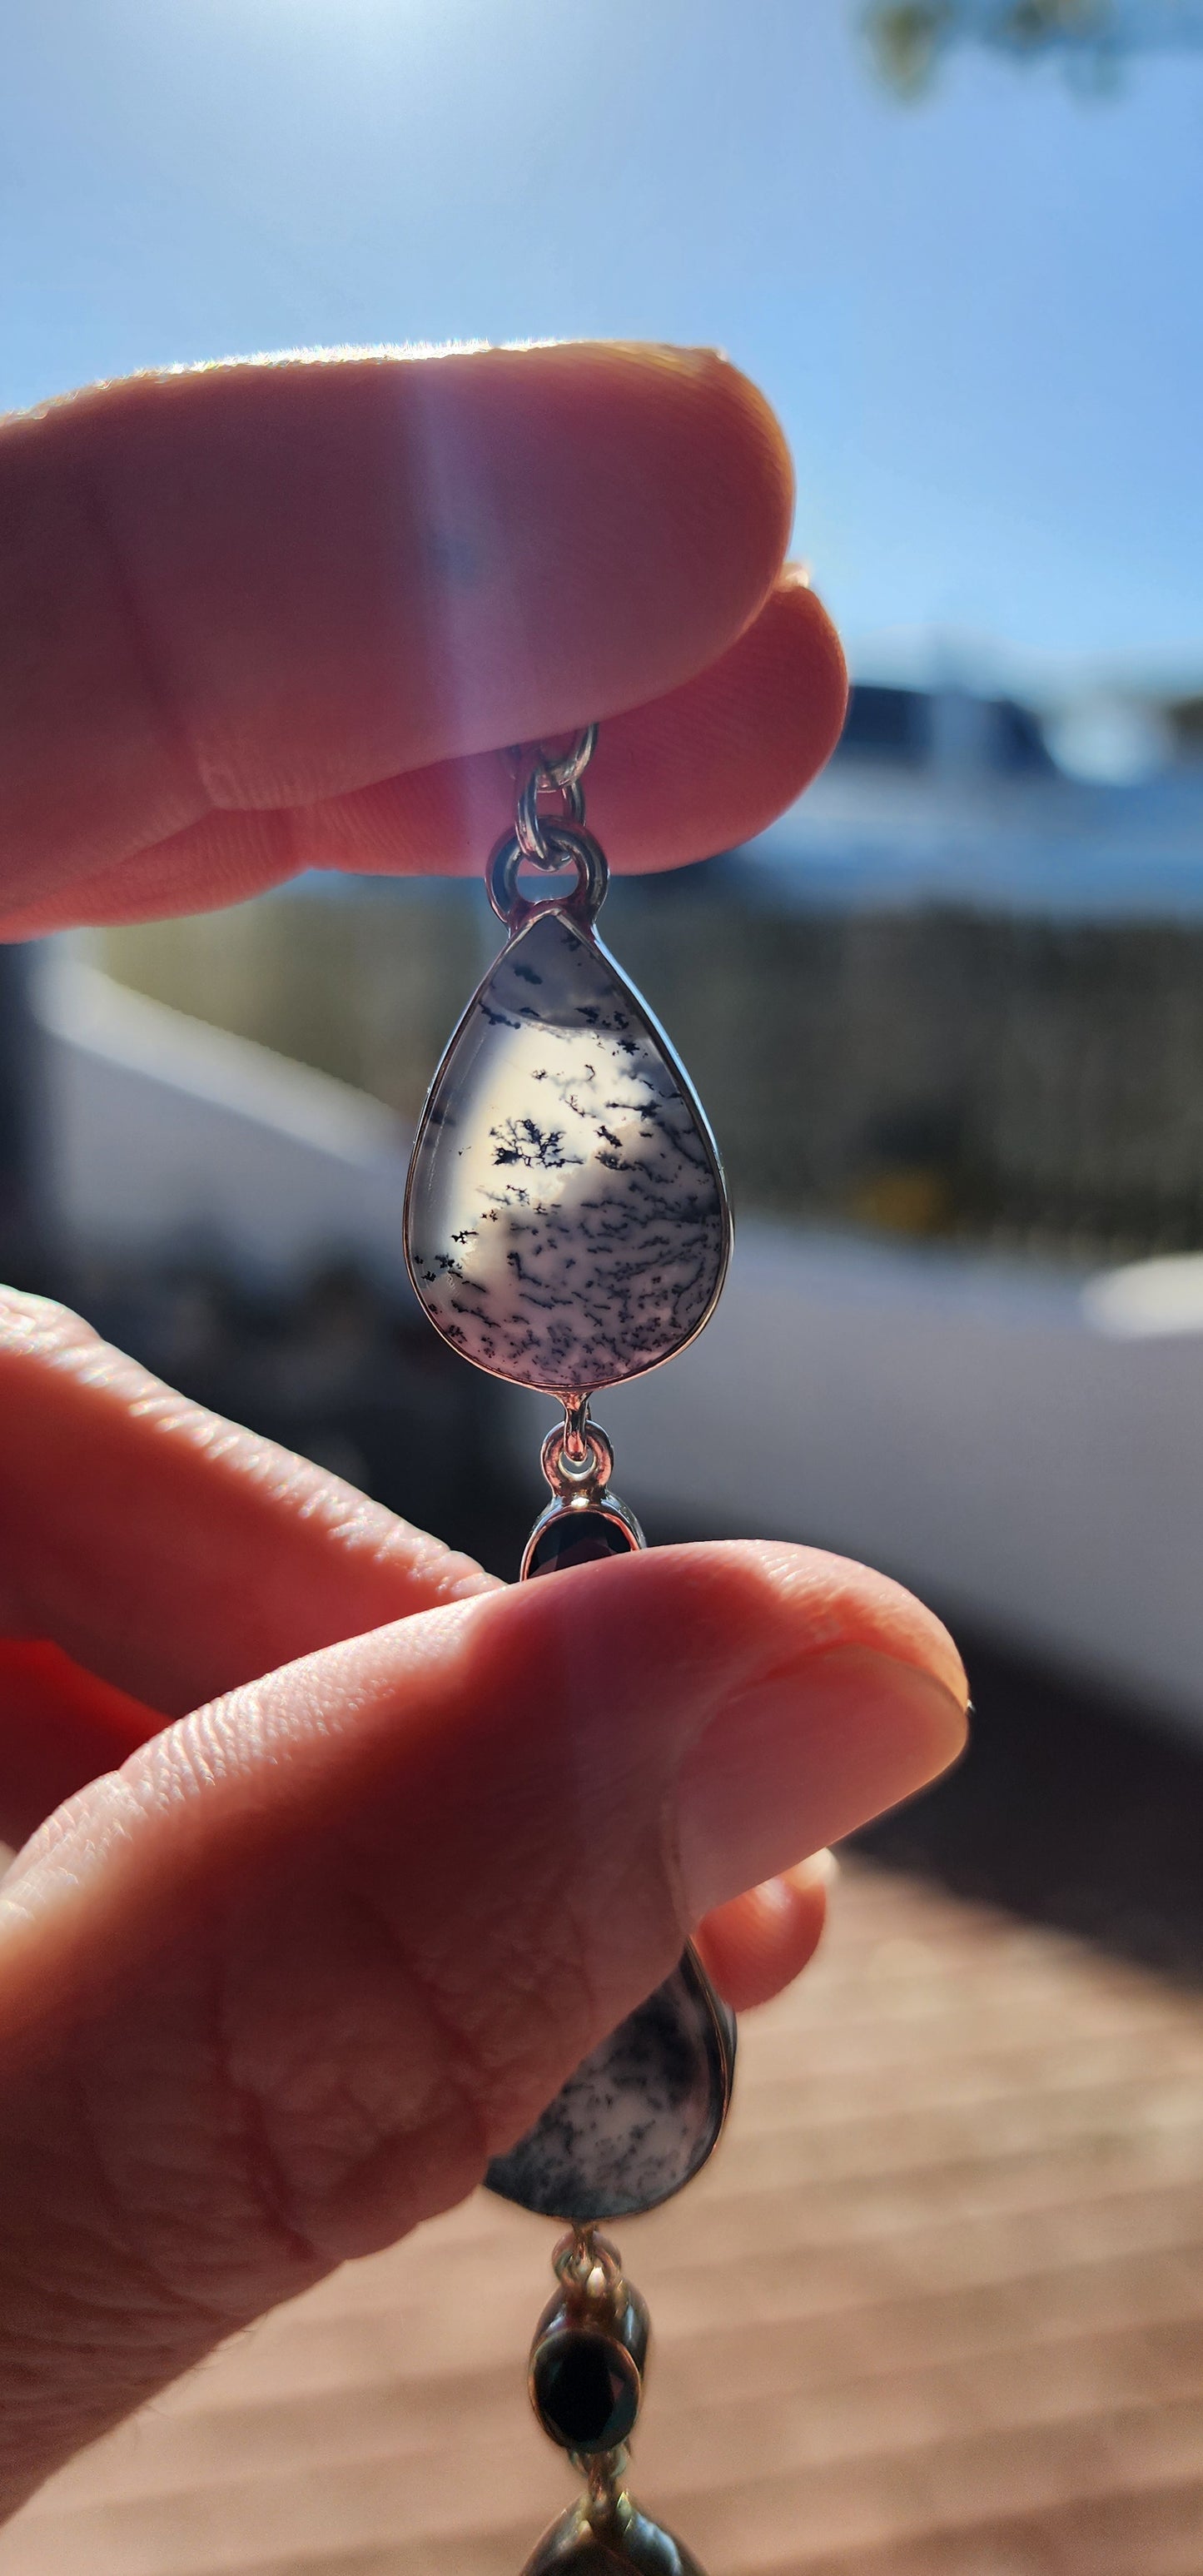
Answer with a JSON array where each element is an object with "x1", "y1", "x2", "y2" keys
[
  {"x1": 738, "y1": 1538, "x2": 969, "y2": 1715},
  {"x1": 787, "y1": 1844, "x2": 841, "y2": 1894},
  {"x1": 675, "y1": 346, "x2": 795, "y2": 618},
  {"x1": 535, "y1": 340, "x2": 795, "y2": 695},
  {"x1": 468, "y1": 1540, "x2": 967, "y2": 1918},
  {"x1": 581, "y1": 568, "x2": 850, "y2": 871},
  {"x1": 696, "y1": 1851, "x2": 834, "y2": 2012},
  {"x1": 782, "y1": 569, "x2": 850, "y2": 754}
]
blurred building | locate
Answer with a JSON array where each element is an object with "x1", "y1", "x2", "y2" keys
[
  {"x1": 741, "y1": 674, "x2": 1203, "y2": 921},
  {"x1": 87, "y1": 679, "x2": 1203, "y2": 1263}
]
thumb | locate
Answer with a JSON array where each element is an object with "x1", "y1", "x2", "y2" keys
[{"x1": 0, "y1": 1539, "x2": 965, "y2": 2515}]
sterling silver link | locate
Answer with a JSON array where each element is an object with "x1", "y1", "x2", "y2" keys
[
  {"x1": 509, "y1": 724, "x2": 598, "y2": 866},
  {"x1": 506, "y1": 724, "x2": 598, "y2": 793},
  {"x1": 494, "y1": 724, "x2": 609, "y2": 918},
  {"x1": 486, "y1": 820, "x2": 609, "y2": 927},
  {"x1": 537, "y1": 723, "x2": 599, "y2": 788},
  {"x1": 539, "y1": 1401, "x2": 615, "y2": 1504},
  {"x1": 516, "y1": 765, "x2": 585, "y2": 863}
]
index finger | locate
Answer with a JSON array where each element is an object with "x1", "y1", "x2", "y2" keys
[{"x1": 1, "y1": 342, "x2": 793, "y2": 913}]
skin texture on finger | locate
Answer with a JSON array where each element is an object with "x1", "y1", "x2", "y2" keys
[
  {"x1": 0, "y1": 1290, "x2": 494, "y2": 1718},
  {"x1": 2, "y1": 574, "x2": 847, "y2": 931},
  {"x1": 0, "y1": 1639, "x2": 829, "y2": 2014},
  {"x1": 0, "y1": 1640, "x2": 832, "y2": 2017},
  {"x1": 0, "y1": 342, "x2": 793, "y2": 913},
  {"x1": 0, "y1": 1541, "x2": 965, "y2": 2512}
]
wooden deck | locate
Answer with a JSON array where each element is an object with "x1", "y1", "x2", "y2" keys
[{"x1": 2, "y1": 1856, "x2": 1201, "y2": 2576}]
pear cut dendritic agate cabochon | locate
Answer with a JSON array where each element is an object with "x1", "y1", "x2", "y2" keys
[
  {"x1": 404, "y1": 910, "x2": 728, "y2": 1395},
  {"x1": 486, "y1": 1947, "x2": 736, "y2": 2225}
]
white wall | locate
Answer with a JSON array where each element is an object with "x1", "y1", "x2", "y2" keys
[
  {"x1": 572, "y1": 1224, "x2": 1203, "y2": 1740},
  {"x1": 36, "y1": 956, "x2": 413, "y2": 1290}
]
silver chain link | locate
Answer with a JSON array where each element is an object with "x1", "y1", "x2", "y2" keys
[
  {"x1": 539, "y1": 1398, "x2": 614, "y2": 1504},
  {"x1": 508, "y1": 724, "x2": 598, "y2": 868}
]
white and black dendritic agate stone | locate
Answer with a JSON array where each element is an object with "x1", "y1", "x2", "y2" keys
[
  {"x1": 405, "y1": 912, "x2": 728, "y2": 1395},
  {"x1": 486, "y1": 1948, "x2": 736, "y2": 2224}
]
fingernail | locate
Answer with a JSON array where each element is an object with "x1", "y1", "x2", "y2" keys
[
  {"x1": 617, "y1": 341, "x2": 725, "y2": 366},
  {"x1": 677, "y1": 1645, "x2": 967, "y2": 1918},
  {"x1": 787, "y1": 1847, "x2": 838, "y2": 1892}
]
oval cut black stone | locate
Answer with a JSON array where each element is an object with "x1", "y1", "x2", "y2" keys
[
  {"x1": 526, "y1": 1509, "x2": 639, "y2": 1578},
  {"x1": 532, "y1": 2331, "x2": 639, "y2": 2452}
]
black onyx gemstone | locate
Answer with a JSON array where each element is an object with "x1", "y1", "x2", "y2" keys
[
  {"x1": 532, "y1": 2332, "x2": 640, "y2": 2453},
  {"x1": 526, "y1": 1509, "x2": 639, "y2": 1577}
]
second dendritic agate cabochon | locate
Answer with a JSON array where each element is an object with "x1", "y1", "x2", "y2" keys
[
  {"x1": 485, "y1": 1947, "x2": 736, "y2": 2225},
  {"x1": 405, "y1": 910, "x2": 728, "y2": 1395}
]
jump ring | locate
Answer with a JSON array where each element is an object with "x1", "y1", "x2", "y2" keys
[
  {"x1": 487, "y1": 823, "x2": 609, "y2": 928},
  {"x1": 515, "y1": 768, "x2": 585, "y2": 865},
  {"x1": 505, "y1": 724, "x2": 598, "y2": 793},
  {"x1": 539, "y1": 1415, "x2": 614, "y2": 1500},
  {"x1": 537, "y1": 723, "x2": 598, "y2": 790},
  {"x1": 554, "y1": 2229, "x2": 622, "y2": 2298}
]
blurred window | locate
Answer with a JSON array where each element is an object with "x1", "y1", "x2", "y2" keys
[{"x1": 835, "y1": 684, "x2": 931, "y2": 764}]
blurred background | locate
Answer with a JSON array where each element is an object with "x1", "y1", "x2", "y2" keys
[{"x1": 4, "y1": 3, "x2": 1203, "y2": 2571}]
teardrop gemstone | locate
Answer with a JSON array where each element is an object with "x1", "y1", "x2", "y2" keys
[
  {"x1": 404, "y1": 909, "x2": 728, "y2": 1395},
  {"x1": 522, "y1": 2494, "x2": 708, "y2": 2574},
  {"x1": 486, "y1": 1946, "x2": 736, "y2": 2224}
]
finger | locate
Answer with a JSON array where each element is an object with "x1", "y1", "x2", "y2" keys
[
  {"x1": 0, "y1": 1640, "x2": 161, "y2": 1852},
  {"x1": 0, "y1": 1290, "x2": 494, "y2": 1719},
  {"x1": 2, "y1": 574, "x2": 846, "y2": 930},
  {"x1": 695, "y1": 1850, "x2": 836, "y2": 2012},
  {"x1": 0, "y1": 343, "x2": 793, "y2": 914},
  {"x1": 0, "y1": 1637, "x2": 836, "y2": 1981},
  {"x1": 0, "y1": 1542, "x2": 966, "y2": 2509}
]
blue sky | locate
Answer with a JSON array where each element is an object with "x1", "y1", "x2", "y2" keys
[{"x1": 4, "y1": 0, "x2": 1202, "y2": 689}]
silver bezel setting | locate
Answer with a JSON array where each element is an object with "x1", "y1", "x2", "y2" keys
[{"x1": 519, "y1": 1489, "x2": 646, "y2": 1583}]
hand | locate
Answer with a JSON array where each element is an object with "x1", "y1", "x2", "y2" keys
[{"x1": 0, "y1": 342, "x2": 967, "y2": 2519}]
